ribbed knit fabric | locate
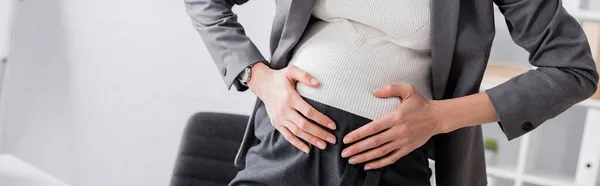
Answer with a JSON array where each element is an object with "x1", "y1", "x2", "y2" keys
[{"x1": 288, "y1": 0, "x2": 433, "y2": 120}]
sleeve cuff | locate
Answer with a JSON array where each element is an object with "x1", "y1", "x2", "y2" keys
[
  {"x1": 226, "y1": 60, "x2": 266, "y2": 92},
  {"x1": 485, "y1": 84, "x2": 540, "y2": 140},
  {"x1": 219, "y1": 50, "x2": 266, "y2": 92}
]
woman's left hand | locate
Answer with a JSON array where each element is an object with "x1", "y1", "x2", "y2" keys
[{"x1": 341, "y1": 84, "x2": 446, "y2": 170}]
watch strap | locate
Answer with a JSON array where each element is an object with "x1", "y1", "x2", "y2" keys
[{"x1": 237, "y1": 62, "x2": 260, "y2": 87}]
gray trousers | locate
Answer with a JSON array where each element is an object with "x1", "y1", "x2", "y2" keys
[{"x1": 229, "y1": 97, "x2": 431, "y2": 186}]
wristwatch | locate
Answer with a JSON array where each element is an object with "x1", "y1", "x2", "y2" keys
[{"x1": 237, "y1": 62, "x2": 257, "y2": 87}]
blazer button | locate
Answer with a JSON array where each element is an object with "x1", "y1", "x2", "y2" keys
[
  {"x1": 221, "y1": 67, "x2": 227, "y2": 76},
  {"x1": 522, "y1": 122, "x2": 533, "y2": 131}
]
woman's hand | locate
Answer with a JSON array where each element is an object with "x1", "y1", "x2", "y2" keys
[
  {"x1": 247, "y1": 63, "x2": 337, "y2": 153},
  {"x1": 340, "y1": 84, "x2": 444, "y2": 170},
  {"x1": 340, "y1": 84, "x2": 499, "y2": 170}
]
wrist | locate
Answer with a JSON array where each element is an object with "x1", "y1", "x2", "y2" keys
[
  {"x1": 247, "y1": 62, "x2": 270, "y2": 95},
  {"x1": 430, "y1": 92, "x2": 500, "y2": 134},
  {"x1": 430, "y1": 100, "x2": 454, "y2": 134}
]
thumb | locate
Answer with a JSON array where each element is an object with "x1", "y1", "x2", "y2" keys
[
  {"x1": 285, "y1": 65, "x2": 320, "y2": 88},
  {"x1": 372, "y1": 84, "x2": 415, "y2": 100}
]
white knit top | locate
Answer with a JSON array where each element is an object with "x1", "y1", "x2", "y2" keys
[{"x1": 288, "y1": 0, "x2": 432, "y2": 120}]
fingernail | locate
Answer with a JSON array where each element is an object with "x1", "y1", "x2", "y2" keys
[
  {"x1": 328, "y1": 123, "x2": 336, "y2": 130},
  {"x1": 311, "y1": 78, "x2": 319, "y2": 85},
  {"x1": 343, "y1": 137, "x2": 352, "y2": 144},
  {"x1": 341, "y1": 150, "x2": 350, "y2": 158},
  {"x1": 372, "y1": 88, "x2": 381, "y2": 93},
  {"x1": 327, "y1": 137, "x2": 336, "y2": 144},
  {"x1": 349, "y1": 158, "x2": 358, "y2": 164},
  {"x1": 317, "y1": 142, "x2": 326, "y2": 149},
  {"x1": 303, "y1": 148, "x2": 310, "y2": 154},
  {"x1": 364, "y1": 165, "x2": 373, "y2": 170}
]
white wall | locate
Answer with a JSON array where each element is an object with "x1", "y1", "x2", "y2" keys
[
  {"x1": 1, "y1": 0, "x2": 274, "y2": 186},
  {"x1": 0, "y1": 0, "x2": 16, "y2": 151},
  {"x1": 0, "y1": 0, "x2": 14, "y2": 56},
  {"x1": 0, "y1": 0, "x2": 73, "y2": 182},
  {"x1": 590, "y1": 0, "x2": 600, "y2": 11}
]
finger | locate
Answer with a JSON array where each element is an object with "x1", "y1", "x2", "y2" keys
[
  {"x1": 276, "y1": 124, "x2": 310, "y2": 154},
  {"x1": 288, "y1": 111, "x2": 337, "y2": 145},
  {"x1": 343, "y1": 113, "x2": 395, "y2": 144},
  {"x1": 347, "y1": 140, "x2": 399, "y2": 165},
  {"x1": 341, "y1": 130, "x2": 394, "y2": 158},
  {"x1": 282, "y1": 118, "x2": 328, "y2": 150},
  {"x1": 286, "y1": 65, "x2": 320, "y2": 87},
  {"x1": 291, "y1": 95, "x2": 337, "y2": 130},
  {"x1": 364, "y1": 148, "x2": 410, "y2": 170},
  {"x1": 372, "y1": 84, "x2": 415, "y2": 100}
]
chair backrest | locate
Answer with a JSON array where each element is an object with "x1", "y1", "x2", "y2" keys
[{"x1": 170, "y1": 112, "x2": 249, "y2": 186}]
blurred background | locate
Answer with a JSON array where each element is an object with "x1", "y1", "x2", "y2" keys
[{"x1": 0, "y1": 0, "x2": 599, "y2": 186}]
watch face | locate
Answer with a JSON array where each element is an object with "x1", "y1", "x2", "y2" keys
[{"x1": 239, "y1": 67, "x2": 251, "y2": 84}]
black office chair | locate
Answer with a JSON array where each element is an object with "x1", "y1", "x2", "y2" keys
[{"x1": 170, "y1": 112, "x2": 248, "y2": 186}]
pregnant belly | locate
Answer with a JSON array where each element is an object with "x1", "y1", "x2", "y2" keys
[{"x1": 287, "y1": 21, "x2": 433, "y2": 120}]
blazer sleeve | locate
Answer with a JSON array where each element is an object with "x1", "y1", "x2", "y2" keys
[
  {"x1": 184, "y1": 0, "x2": 267, "y2": 91},
  {"x1": 486, "y1": 0, "x2": 599, "y2": 140}
]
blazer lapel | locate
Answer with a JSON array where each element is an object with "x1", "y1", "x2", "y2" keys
[
  {"x1": 271, "y1": 0, "x2": 316, "y2": 69},
  {"x1": 431, "y1": 0, "x2": 460, "y2": 100}
]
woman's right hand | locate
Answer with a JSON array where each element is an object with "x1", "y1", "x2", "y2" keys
[{"x1": 247, "y1": 62, "x2": 337, "y2": 153}]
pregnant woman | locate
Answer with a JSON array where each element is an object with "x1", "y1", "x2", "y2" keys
[{"x1": 184, "y1": 0, "x2": 598, "y2": 185}]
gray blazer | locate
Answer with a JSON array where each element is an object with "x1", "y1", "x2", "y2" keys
[{"x1": 184, "y1": 0, "x2": 599, "y2": 185}]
